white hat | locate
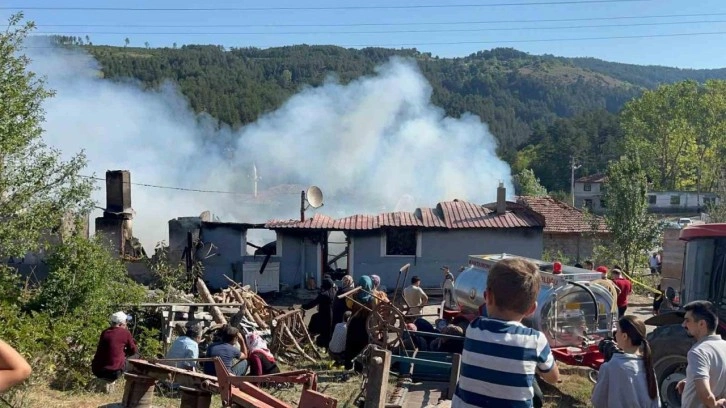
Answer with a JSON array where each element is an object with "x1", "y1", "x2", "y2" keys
[{"x1": 110, "y1": 311, "x2": 131, "y2": 324}]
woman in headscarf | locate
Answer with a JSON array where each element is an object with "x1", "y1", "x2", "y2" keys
[
  {"x1": 370, "y1": 274, "x2": 389, "y2": 303},
  {"x1": 344, "y1": 275, "x2": 378, "y2": 371},
  {"x1": 332, "y1": 275, "x2": 354, "y2": 325},
  {"x1": 245, "y1": 332, "x2": 280, "y2": 376},
  {"x1": 302, "y1": 277, "x2": 336, "y2": 348}
]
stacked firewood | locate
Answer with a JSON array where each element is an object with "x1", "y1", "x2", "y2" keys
[
  {"x1": 192, "y1": 276, "x2": 321, "y2": 365},
  {"x1": 212, "y1": 275, "x2": 285, "y2": 331}
]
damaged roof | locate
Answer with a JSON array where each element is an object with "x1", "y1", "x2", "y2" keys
[
  {"x1": 516, "y1": 196, "x2": 609, "y2": 233},
  {"x1": 575, "y1": 173, "x2": 607, "y2": 183},
  {"x1": 265, "y1": 200, "x2": 545, "y2": 231}
]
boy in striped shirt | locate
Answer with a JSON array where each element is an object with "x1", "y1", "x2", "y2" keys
[{"x1": 453, "y1": 258, "x2": 560, "y2": 408}]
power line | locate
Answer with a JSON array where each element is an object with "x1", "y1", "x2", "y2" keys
[
  {"x1": 34, "y1": 20, "x2": 726, "y2": 36},
  {"x1": 0, "y1": 0, "x2": 651, "y2": 11},
  {"x1": 26, "y1": 30, "x2": 726, "y2": 48},
  {"x1": 79, "y1": 175, "x2": 251, "y2": 195},
  {"x1": 33, "y1": 12, "x2": 726, "y2": 28}
]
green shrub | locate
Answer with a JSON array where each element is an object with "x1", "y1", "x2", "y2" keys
[{"x1": 0, "y1": 236, "x2": 150, "y2": 399}]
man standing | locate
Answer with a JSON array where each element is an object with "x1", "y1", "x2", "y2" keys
[
  {"x1": 611, "y1": 267, "x2": 632, "y2": 318},
  {"x1": 441, "y1": 266, "x2": 456, "y2": 311},
  {"x1": 91, "y1": 311, "x2": 138, "y2": 384},
  {"x1": 650, "y1": 253, "x2": 661, "y2": 275},
  {"x1": 403, "y1": 276, "x2": 428, "y2": 316},
  {"x1": 165, "y1": 323, "x2": 202, "y2": 371},
  {"x1": 677, "y1": 301, "x2": 726, "y2": 408}
]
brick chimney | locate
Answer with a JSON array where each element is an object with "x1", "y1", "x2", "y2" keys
[
  {"x1": 105, "y1": 170, "x2": 132, "y2": 216},
  {"x1": 496, "y1": 182, "x2": 506, "y2": 214}
]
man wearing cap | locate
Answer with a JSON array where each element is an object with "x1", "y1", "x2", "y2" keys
[
  {"x1": 91, "y1": 311, "x2": 138, "y2": 384},
  {"x1": 610, "y1": 267, "x2": 632, "y2": 318},
  {"x1": 677, "y1": 301, "x2": 726, "y2": 408}
]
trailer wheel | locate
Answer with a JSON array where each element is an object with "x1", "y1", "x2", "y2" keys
[{"x1": 647, "y1": 324, "x2": 695, "y2": 408}]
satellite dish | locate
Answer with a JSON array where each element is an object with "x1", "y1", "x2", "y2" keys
[{"x1": 306, "y1": 186, "x2": 324, "y2": 208}]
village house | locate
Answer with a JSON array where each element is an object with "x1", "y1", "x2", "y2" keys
[
  {"x1": 265, "y1": 185, "x2": 545, "y2": 291},
  {"x1": 517, "y1": 195, "x2": 609, "y2": 263},
  {"x1": 573, "y1": 173, "x2": 719, "y2": 214}
]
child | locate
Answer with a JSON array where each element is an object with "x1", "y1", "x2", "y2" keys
[
  {"x1": 329, "y1": 311, "x2": 351, "y2": 365},
  {"x1": 452, "y1": 258, "x2": 561, "y2": 407}
]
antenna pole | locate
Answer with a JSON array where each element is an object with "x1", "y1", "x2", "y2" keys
[
  {"x1": 300, "y1": 190, "x2": 306, "y2": 222},
  {"x1": 570, "y1": 156, "x2": 581, "y2": 207}
]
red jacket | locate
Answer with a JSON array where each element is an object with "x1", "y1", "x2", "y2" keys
[
  {"x1": 91, "y1": 326, "x2": 137, "y2": 372},
  {"x1": 612, "y1": 277, "x2": 632, "y2": 307}
]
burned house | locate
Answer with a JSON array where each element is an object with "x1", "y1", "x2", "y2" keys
[
  {"x1": 168, "y1": 216, "x2": 280, "y2": 292},
  {"x1": 266, "y1": 184, "x2": 545, "y2": 291}
]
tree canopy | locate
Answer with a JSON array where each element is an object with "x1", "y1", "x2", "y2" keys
[{"x1": 0, "y1": 15, "x2": 93, "y2": 259}]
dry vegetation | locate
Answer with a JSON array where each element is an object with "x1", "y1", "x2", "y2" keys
[{"x1": 15, "y1": 359, "x2": 598, "y2": 408}]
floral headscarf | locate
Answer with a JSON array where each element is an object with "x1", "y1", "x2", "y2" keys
[
  {"x1": 341, "y1": 275, "x2": 354, "y2": 289},
  {"x1": 371, "y1": 275, "x2": 381, "y2": 289},
  {"x1": 246, "y1": 332, "x2": 274, "y2": 360}
]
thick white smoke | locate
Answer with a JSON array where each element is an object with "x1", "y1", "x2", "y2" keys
[{"x1": 26, "y1": 41, "x2": 513, "y2": 251}]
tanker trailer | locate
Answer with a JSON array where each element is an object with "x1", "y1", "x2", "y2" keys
[{"x1": 451, "y1": 253, "x2": 616, "y2": 372}]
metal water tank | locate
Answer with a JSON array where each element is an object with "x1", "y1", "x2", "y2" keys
[{"x1": 453, "y1": 254, "x2": 615, "y2": 347}]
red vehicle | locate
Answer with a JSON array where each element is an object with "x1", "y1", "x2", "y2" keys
[
  {"x1": 443, "y1": 254, "x2": 617, "y2": 376},
  {"x1": 645, "y1": 223, "x2": 726, "y2": 408}
]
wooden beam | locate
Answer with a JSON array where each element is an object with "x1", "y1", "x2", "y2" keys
[
  {"x1": 448, "y1": 353, "x2": 462, "y2": 400},
  {"x1": 364, "y1": 348, "x2": 391, "y2": 408}
]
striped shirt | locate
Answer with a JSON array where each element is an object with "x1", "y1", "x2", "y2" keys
[{"x1": 452, "y1": 317, "x2": 555, "y2": 408}]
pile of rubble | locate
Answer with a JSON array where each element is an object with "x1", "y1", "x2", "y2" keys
[{"x1": 161, "y1": 276, "x2": 320, "y2": 364}]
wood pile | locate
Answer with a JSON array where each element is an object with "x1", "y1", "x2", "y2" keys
[{"x1": 162, "y1": 276, "x2": 321, "y2": 366}]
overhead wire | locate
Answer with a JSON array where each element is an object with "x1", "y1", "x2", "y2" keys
[
  {"x1": 0, "y1": 0, "x2": 651, "y2": 11},
  {"x1": 79, "y1": 175, "x2": 258, "y2": 195},
  {"x1": 33, "y1": 12, "x2": 726, "y2": 28},
  {"x1": 33, "y1": 20, "x2": 726, "y2": 36}
]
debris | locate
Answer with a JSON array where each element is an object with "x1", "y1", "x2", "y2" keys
[{"x1": 160, "y1": 277, "x2": 320, "y2": 364}]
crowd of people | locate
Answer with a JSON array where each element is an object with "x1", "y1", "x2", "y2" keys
[{"x1": 2, "y1": 256, "x2": 724, "y2": 408}]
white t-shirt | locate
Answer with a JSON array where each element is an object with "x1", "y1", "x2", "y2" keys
[
  {"x1": 403, "y1": 285, "x2": 427, "y2": 315},
  {"x1": 682, "y1": 335, "x2": 726, "y2": 408}
]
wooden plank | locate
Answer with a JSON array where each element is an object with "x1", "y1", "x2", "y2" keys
[
  {"x1": 389, "y1": 356, "x2": 452, "y2": 370},
  {"x1": 365, "y1": 348, "x2": 391, "y2": 408},
  {"x1": 448, "y1": 353, "x2": 461, "y2": 400}
]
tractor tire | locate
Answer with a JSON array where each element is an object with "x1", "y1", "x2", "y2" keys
[{"x1": 647, "y1": 324, "x2": 696, "y2": 408}]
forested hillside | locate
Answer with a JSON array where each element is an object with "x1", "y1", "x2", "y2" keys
[{"x1": 63, "y1": 40, "x2": 726, "y2": 193}]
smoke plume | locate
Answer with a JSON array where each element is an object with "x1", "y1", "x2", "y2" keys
[{"x1": 25, "y1": 41, "x2": 513, "y2": 250}]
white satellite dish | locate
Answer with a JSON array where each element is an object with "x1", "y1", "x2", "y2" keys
[{"x1": 306, "y1": 186, "x2": 324, "y2": 208}]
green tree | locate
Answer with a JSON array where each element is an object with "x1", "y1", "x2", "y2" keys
[
  {"x1": 512, "y1": 168, "x2": 548, "y2": 196},
  {"x1": 0, "y1": 13, "x2": 93, "y2": 259},
  {"x1": 621, "y1": 80, "x2": 726, "y2": 192},
  {"x1": 603, "y1": 155, "x2": 664, "y2": 273},
  {"x1": 706, "y1": 169, "x2": 726, "y2": 223}
]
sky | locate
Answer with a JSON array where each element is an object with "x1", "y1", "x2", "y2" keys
[{"x1": 3, "y1": 0, "x2": 726, "y2": 69}]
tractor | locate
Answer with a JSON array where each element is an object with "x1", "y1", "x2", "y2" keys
[{"x1": 645, "y1": 223, "x2": 726, "y2": 407}]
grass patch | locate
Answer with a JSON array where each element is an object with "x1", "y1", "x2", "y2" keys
[{"x1": 541, "y1": 365, "x2": 595, "y2": 408}]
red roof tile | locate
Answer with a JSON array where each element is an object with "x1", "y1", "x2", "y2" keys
[
  {"x1": 265, "y1": 200, "x2": 544, "y2": 231},
  {"x1": 516, "y1": 196, "x2": 608, "y2": 233}
]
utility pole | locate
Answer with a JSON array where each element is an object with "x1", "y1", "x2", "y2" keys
[{"x1": 571, "y1": 156, "x2": 582, "y2": 207}]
